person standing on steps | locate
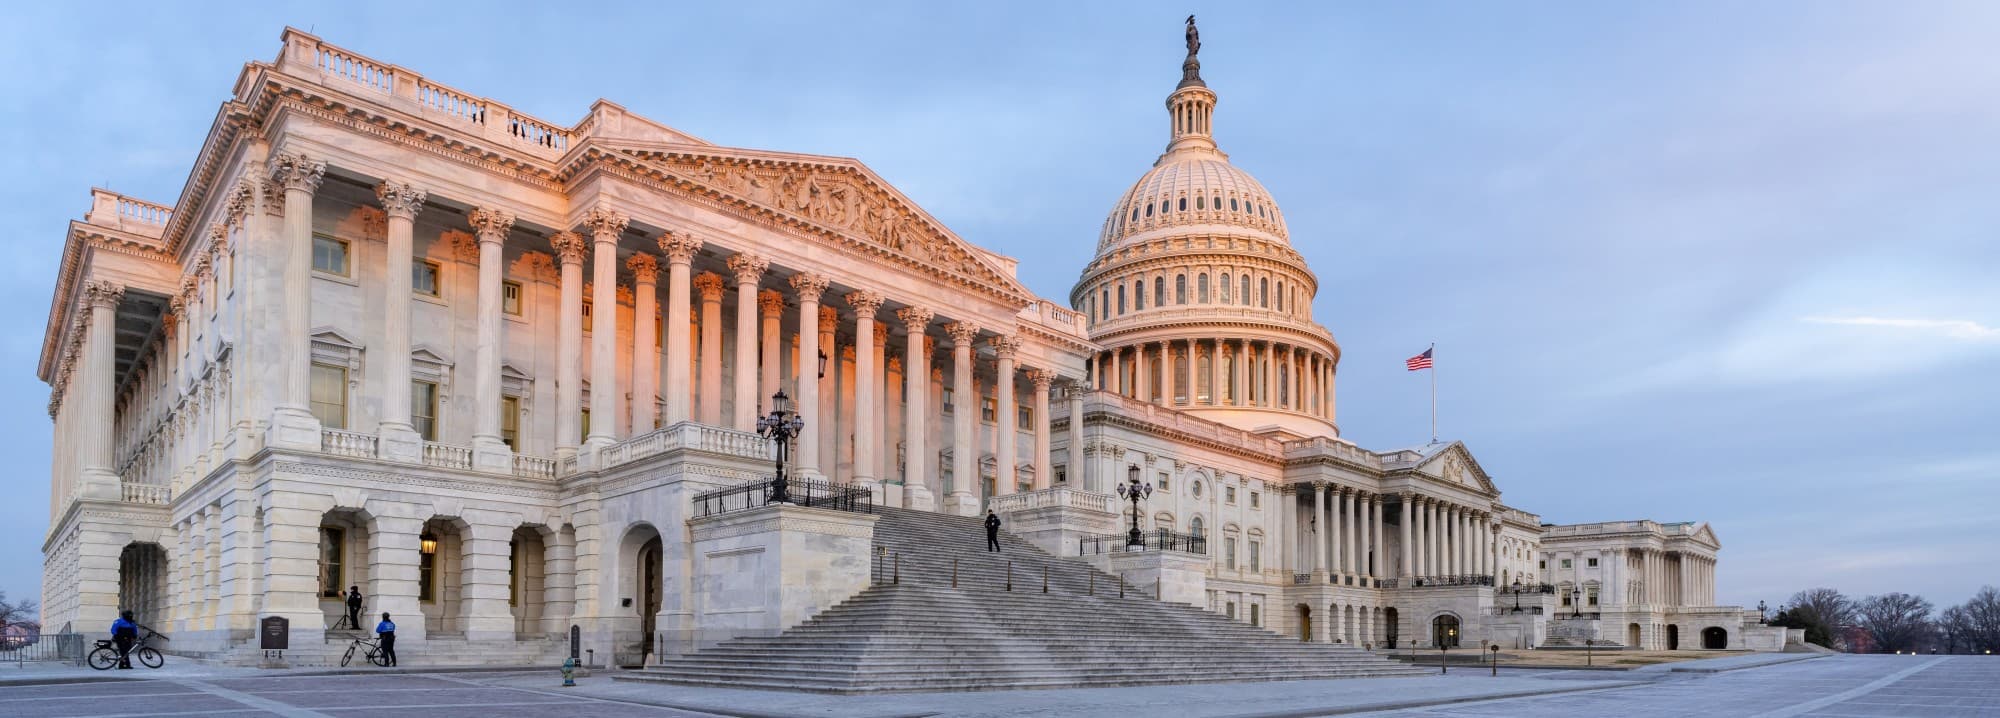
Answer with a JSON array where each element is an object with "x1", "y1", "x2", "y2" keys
[
  {"x1": 985, "y1": 510, "x2": 1002, "y2": 552},
  {"x1": 343, "y1": 586, "x2": 364, "y2": 630},
  {"x1": 375, "y1": 612, "x2": 398, "y2": 667}
]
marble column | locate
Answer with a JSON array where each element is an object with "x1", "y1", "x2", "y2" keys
[
  {"x1": 1207, "y1": 340, "x2": 1222, "y2": 404},
  {"x1": 1156, "y1": 340, "x2": 1171, "y2": 404},
  {"x1": 1327, "y1": 487, "x2": 1343, "y2": 578},
  {"x1": 1343, "y1": 489, "x2": 1358, "y2": 576},
  {"x1": 1370, "y1": 494, "x2": 1384, "y2": 581},
  {"x1": 1108, "y1": 347, "x2": 1123, "y2": 395},
  {"x1": 1134, "y1": 344, "x2": 1150, "y2": 403},
  {"x1": 626, "y1": 253, "x2": 661, "y2": 434},
  {"x1": 789, "y1": 274, "x2": 829, "y2": 477},
  {"x1": 944, "y1": 322, "x2": 980, "y2": 514},
  {"x1": 374, "y1": 181, "x2": 426, "y2": 461},
  {"x1": 76, "y1": 281, "x2": 124, "y2": 497},
  {"x1": 469, "y1": 208, "x2": 517, "y2": 471},
  {"x1": 728, "y1": 255, "x2": 769, "y2": 431},
  {"x1": 1400, "y1": 494, "x2": 1415, "y2": 579},
  {"x1": 694, "y1": 271, "x2": 725, "y2": 426},
  {"x1": 550, "y1": 232, "x2": 587, "y2": 458},
  {"x1": 759, "y1": 289, "x2": 785, "y2": 407},
  {"x1": 1311, "y1": 484, "x2": 1327, "y2": 577},
  {"x1": 1028, "y1": 369, "x2": 1054, "y2": 491},
  {"x1": 846, "y1": 291, "x2": 885, "y2": 491},
  {"x1": 990, "y1": 335, "x2": 1022, "y2": 496},
  {"x1": 1183, "y1": 338, "x2": 1196, "y2": 403},
  {"x1": 658, "y1": 231, "x2": 703, "y2": 425},
  {"x1": 1066, "y1": 381, "x2": 1085, "y2": 489},
  {"x1": 897, "y1": 306, "x2": 934, "y2": 509},
  {"x1": 265, "y1": 152, "x2": 326, "y2": 449},
  {"x1": 582, "y1": 207, "x2": 628, "y2": 450}
]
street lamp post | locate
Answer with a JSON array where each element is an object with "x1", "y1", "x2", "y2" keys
[
  {"x1": 1571, "y1": 586, "x2": 1583, "y2": 619},
  {"x1": 1116, "y1": 475, "x2": 1154, "y2": 548},
  {"x1": 1511, "y1": 579, "x2": 1523, "y2": 613},
  {"x1": 756, "y1": 390, "x2": 805, "y2": 505},
  {"x1": 1757, "y1": 600, "x2": 1768, "y2": 625}
]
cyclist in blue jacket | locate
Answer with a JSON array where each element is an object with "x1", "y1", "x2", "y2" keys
[
  {"x1": 374, "y1": 612, "x2": 397, "y2": 667},
  {"x1": 110, "y1": 610, "x2": 138, "y2": 669}
]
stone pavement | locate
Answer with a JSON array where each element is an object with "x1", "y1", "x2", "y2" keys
[{"x1": 1, "y1": 653, "x2": 1995, "y2": 717}]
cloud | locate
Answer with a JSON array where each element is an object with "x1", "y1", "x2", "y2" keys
[{"x1": 1801, "y1": 316, "x2": 2000, "y2": 342}]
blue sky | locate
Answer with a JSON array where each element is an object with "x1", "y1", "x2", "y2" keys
[{"x1": 3, "y1": 2, "x2": 1996, "y2": 616}]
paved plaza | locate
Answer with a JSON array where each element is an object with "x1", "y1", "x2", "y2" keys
[{"x1": 0, "y1": 654, "x2": 1995, "y2": 717}]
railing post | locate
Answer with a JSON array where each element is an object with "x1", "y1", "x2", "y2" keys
[
  {"x1": 952, "y1": 558, "x2": 959, "y2": 588},
  {"x1": 1006, "y1": 561, "x2": 1013, "y2": 592},
  {"x1": 1042, "y1": 566, "x2": 1048, "y2": 594},
  {"x1": 893, "y1": 553, "x2": 900, "y2": 585},
  {"x1": 1089, "y1": 572, "x2": 1095, "y2": 596}
]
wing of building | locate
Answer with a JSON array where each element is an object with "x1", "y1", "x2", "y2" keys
[{"x1": 36, "y1": 25, "x2": 1786, "y2": 671}]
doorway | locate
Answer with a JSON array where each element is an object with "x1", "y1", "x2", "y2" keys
[
  {"x1": 1667, "y1": 624, "x2": 1680, "y2": 650},
  {"x1": 638, "y1": 536, "x2": 663, "y2": 662},
  {"x1": 1702, "y1": 626, "x2": 1726, "y2": 649},
  {"x1": 1384, "y1": 608, "x2": 1400, "y2": 648},
  {"x1": 1628, "y1": 622, "x2": 1642, "y2": 648},
  {"x1": 1297, "y1": 605, "x2": 1311, "y2": 642},
  {"x1": 1431, "y1": 614, "x2": 1461, "y2": 648}
]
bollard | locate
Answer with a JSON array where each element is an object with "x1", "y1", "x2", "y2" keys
[
  {"x1": 1119, "y1": 575, "x2": 1126, "y2": 598},
  {"x1": 1156, "y1": 576, "x2": 1161, "y2": 601},
  {"x1": 1490, "y1": 644, "x2": 1500, "y2": 676},
  {"x1": 561, "y1": 656, "x2": 577, "y2": 687}
]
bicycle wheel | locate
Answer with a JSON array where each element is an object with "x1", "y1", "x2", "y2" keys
[
  {"x1": 341, "y1": 643, "x2": 357, "y2": 667},
  {"x1": 369, "y1": 647, "x2": 390, "y2": 667},
  {"x1": 137, "y1": 647, "x2": 163, "y2": 669},
  {"x1": 87, "y1": 647, "x2": 117, "y2": 670}
]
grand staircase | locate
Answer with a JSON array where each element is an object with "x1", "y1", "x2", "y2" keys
[{"x1": 620, "y1": 507, "x2": 1425, "y2": 693}]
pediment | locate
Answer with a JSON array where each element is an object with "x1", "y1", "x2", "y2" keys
[
  {"x1": 1688, "y1": 522, "x2": 1721, "y2": 548},
  {"x1": 1415, "y1": 441, "x2": 1498, "y2": 494},
  {"x1": 591, "y1": 143, "x2": 1035, "y2": 306}
]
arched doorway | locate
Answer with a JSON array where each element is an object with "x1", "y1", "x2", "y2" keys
[
  {"x1": 638, "y1": 537, "x2": 662, "y2": 661},
  {"x1": 117, "y1": 543, "x2": 169, "y2": 628},
  {"x1": 1702, "y1": 627, "x2": 1727, "y2": 649},
  {"x1": 1667, "y1": 624, "x2": 1680, "y2": 650},
  {"x1": 615, "y1": 523, "x2": 665, "y2": 666},
  {"x1": 1628, "y1": 622, "x2": 1642, "y2": 647},
  {"x1": 1384, "y1": 608, "x2": 1400, "y2": 648},
  {"x1": 1431, "y1": 614, "x2": 1461, "y2": 648},
  {"x1": 1297, "y1": 604, "x2": 1312, "y2": 642}
]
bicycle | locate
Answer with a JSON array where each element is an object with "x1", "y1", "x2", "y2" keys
[
  {"x1": 88, "y1": 627, "x2": 165, "y2": 670},
  {"x1": 341, "y1": 635, "x2": 390, "y2": 667}
]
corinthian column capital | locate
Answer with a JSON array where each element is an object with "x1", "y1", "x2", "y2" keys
[
  {"x1": 844, "y1": 289, "x2": 885, "y2": 316},
  {"x1": 268, "y1": 152, "x2": 326, "y2": 193},
  {"x1": 789, "y1": 271, "x2": 830, "y2": 302},
  {"x1": 583, "y1": 206, "x2": 629, "y2": 242},
  {"x1": 693, "y1": 271, "x2": 725, "y2": 301},
  {"x1": 895, "y1": 305, "x2": 934, "y2": 332},
  {"x1": 944, "y1": 321, "x2": 981, "y2": 347},
  {"x1": 1026, "y1": 367, "x2": 1055, "y2": 391},
  {"x1": 375, "y1": 181, "x2": 428, "y2": 220},
  {"x1": 82, "y1": 280, "x2": 126, "y2": 310},
  {"x1": 657, "y1": 230, "x2": 703, "y2": 264},
  {"x1": 468, "y1": 207, "x2": 515, "y2": 242},
  {"x1": 758, "y1": 289, "x2": 786, "y2": 315},
  {"x1": 726, "y1": 253, "x2": 769, "y2": 284},
  {"x1": 625, "y1": 252, "x2": 660, "y2": 284},
  {"x1": 988, "y1": 335, "x2": 1023, "y2": 359},
  {"x1": 548, "y1": 231, "x2": 587, "y2": 266}
]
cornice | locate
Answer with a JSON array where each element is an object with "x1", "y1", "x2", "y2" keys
[
  {"x1": 1088, "y1": 315, "x2": 1340, "y2": 355},
  {"x1": 1085, "y1": 407, "x2": 1286, "y2": 466}
]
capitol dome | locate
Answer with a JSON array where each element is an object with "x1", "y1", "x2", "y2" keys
[{"x1": 1072, "y1": 22, "x2": 1341, "y2": 440}]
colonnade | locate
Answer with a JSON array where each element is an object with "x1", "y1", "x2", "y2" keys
[
  {"x1": 1090, "y1": 338, "x2": 1334, "y2": 420},
  {"x1": 1284, "y1": 487, "x2": 1497, "y2": 584}
]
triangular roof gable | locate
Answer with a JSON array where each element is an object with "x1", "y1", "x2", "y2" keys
[
  {"x1": 584, "y1": 142, "x2": 1035, "y2": 305},
  {"x1": 1689, "y1": 522, "x2": 1721, "y2": 549},
  {"x1": 1413, "y1": 441, "x2": 1499, "y2": 494}
]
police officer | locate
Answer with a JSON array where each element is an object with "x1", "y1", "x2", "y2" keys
[
  {"x1": 110, "y1": 610, "x2": 138, "y2": 669},
  {"x1": 343, "y1": 586, "x2": 364, "y2": 629},
  {"x1": 374, "y1": 612, "x2": 398, "y2": 667},
  {"x1": 985, "y1": 510, "x2": 1002, "y2": 552}
]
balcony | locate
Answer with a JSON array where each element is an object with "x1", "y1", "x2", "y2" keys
[{"x1": 318, "y1": 428, "x2": 557, "y2": 480}]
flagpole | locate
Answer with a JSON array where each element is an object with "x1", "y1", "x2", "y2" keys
[{"x1": 1429, "y1": 342, "x2": 1437, "y2": 445}]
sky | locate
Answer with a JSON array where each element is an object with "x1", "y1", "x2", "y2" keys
[{"x1": 3, "y1": 1, "x2": 1996, "y2": 617}]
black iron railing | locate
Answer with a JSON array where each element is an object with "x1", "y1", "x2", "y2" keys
[
  {"x1": 693, "y1": 477, "x2": 872, "y2": 517},
  {"x1": 1500, "y1": 583, "x2": 1557, "y2": 594},
  {"x1": 1495, "y1": 606, "x2": 1547, "y2": 616},
  {"x1": 1381, "y1": 574, "x2": 1495, "y2": 588},
  {"x1": 1, "y1": 633, "x2": 86, "y2": 666},
  {"x1": 1078, "y1": 529, "x2": 1208, "y2": 556}
]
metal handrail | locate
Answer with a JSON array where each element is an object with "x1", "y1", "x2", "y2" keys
[
  {"x1": 1077, "y1": 529, "x2": 1209, "y2": 556},
  {"x1": 693, "y1": 477, "x2": 872, "y2": 517}
]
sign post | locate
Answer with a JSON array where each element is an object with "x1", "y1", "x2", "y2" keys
[{"x1": 259, "y1": 616, "x2": 290, "y2": 668}]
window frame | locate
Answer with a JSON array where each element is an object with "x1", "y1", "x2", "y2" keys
[
  {"x1": 309, "y1": 362, "x2": 349, "y2": 430},
  {"x1": 502, "y1": 279, "x2": 524, "y2": 315},
  {"x1": 413, "y1": 259, "x2": 442, "y2": 297},
  {"x1": 311, "y1": 233, "x2": 351, "y2": 277}
]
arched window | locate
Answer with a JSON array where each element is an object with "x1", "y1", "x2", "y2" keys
[
  {"x1": 1176, "y1": 274, "x2": 1187, "y2": 304},
  {"x1": 1220, "y1": 274, "x2": 1233, "y2": 304},
  {"x1": 1230, "y1": 198, "x2": 1239, "y2": 211},
  {"x1": 1101, "y1": 288, "x2": 1110, "y2": 320},
  {"x1": 1133, "y1": 280, "x2": 1145, "y2": 310},
  {"x1": 1190, "y1": 515, "x2": 1205, "y2": 539},
  {"x1": 1145, "y1": 203, "x2": 1153, "y2": 218},
  {"x1": 1132, "y1": 207, "x2": 1140, "y2": 222},
  {"x1": 1432, "y1": 615, "x2": 1461, "y2": 648},
  {"x1": 1195, "y1": 196, "x2": 1204, "y2": 210},
  {"x1": 1240, "y1": 274, "x2": 1251, "y2": 301},
  {"x1": 1276, "y1": 281, "x2": 1285, "y2": 311},
  {"x1": 1162, "y1": 200, "x2": 1171, "y2": 214},
  {"x1": 1198, "y1": 273, "x2": 1210, "y2": 303},
  {"x1": 1197, "y1": 354, "x2": 1211, "y2": 401},
  {"x1": 1261, "y1": 278, "x2": 1270, "y2": 308},
  {"x1": 1116, "y1": 284, "x2": 1126, "y2": 314},
  {"x1": 1153, "y1": 277, "x2": 1165, "y2": 307},
  {"x1": 1178, "y1": 197, "x2": 1187, "y2": 212}
]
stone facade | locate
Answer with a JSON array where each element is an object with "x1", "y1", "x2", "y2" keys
[{"x1": 37, "y1": 25, "x2": 1767, "y2": 667}]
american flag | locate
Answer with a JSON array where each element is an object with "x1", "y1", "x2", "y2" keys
[{"x1": 1405, "y1": 347, "x2": 1433, "y2": 371}]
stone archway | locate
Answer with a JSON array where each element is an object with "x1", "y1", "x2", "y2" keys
[
  {"x1": 615, "y1": 523, "x2": 665, "y2": 666},
  {"x1": 1431, "y1": 614, "x2": 1461, "y2": 648},
  {"x1": 1384, "y1": 607, "x2": 1400, "y2": 648},
  {"x1": 116, "y1": 543, "x2": 170, "y2": 629},
  {"x1": 1667, "y1": 624, "x2": 1680, "y2": 650},
  {"x1": 1702, "y1": 626, "x2": 1728, "y2": 649}
]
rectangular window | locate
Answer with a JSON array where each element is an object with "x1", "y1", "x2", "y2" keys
[
  {"x1": 1225, "y1": 486, "x2": 1237, "y2": 504},
  {"x1": 1017, "y1": 406, "x2": 1033, "y2": 430},
  {"x1": 1539, "y1": 560, "x2": 1547, "y2": 570},
  {"x1": 1562, "y1": 593, "x2": 1573, "y2": 606},
  {"x1": 310, "y1": 363, "x2": 348, "y2": 429},
  {"x1": 1587, "y1": 557, "x2": 1599, "y2": 568},
  {"x1": 1054, "y1": 466, "x2": 1067, "y2": 484},
  {"x1": 942, "y1": 388, "x2": 955, "y2": 414},
  {"x1": 411, "y1": 380, "x2": 439, "y2": 441},
  {"x1": 1249, "y1": 541, "x2": 1262, "y2": 572},
  {"x1": 312, "y1": 234, "x2": 350, "y2": 276},
  {"x1": 419, "y1": 534, "x2": 437, "y2": 603},
  {"x1": 413, "y1": 260, "x2": 441, "y2": 296},
  {"x1": 1226, "y1": 601, "x2": 1237, "y2": 619},
  {"x1": 1588, "y1": 588, "x2": 1600, "y2": 606},
  {"x1": 579, "y1": 408, "x2": 591, "y2": 442},
  {"x1": 500, "y1": 395, "x2": 521, "y2": 449},
  {"x1": 1224, "y1": 537, "x2": 1237, "y2": 569},
  {"x1": 319, "y1": 527, "x2": 344, "y2": 598},
  {"x1": 1250, "y1": 491, "x2": 1261, "y2": 509},
  {"x1": 582, "y1": 299, "x2": 593, "y2": 333},
  {"x1": 1158, "y1": 475, "x2": 1170, "y2": 491},
  {"x1": 1250, "y1": 603, "x2": 1260, "y2": 626},
  {"x1": 1560, "y1": 558, "x2": 1573, "y2": 569},
  {"x1": 502, "y1": 280, "x2": 523, "y2": 315},
  {"x1": 981, "y1": 398, "x2": 998, "y2": 423}
]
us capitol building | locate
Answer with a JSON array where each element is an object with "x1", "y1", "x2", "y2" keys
[{"x1": 37, "y1": 24, "x2": 1785, "y2": 673}]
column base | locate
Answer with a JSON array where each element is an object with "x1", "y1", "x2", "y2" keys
[
  {"x1": 379, "y1": 422, "x2": 424, "y2": 463},
  {"x1": 79, "y1": 467, "x2": 122, "y2": 501},
  {"x1": 471, "y1": 435, "x2": 513, "y2": 473},
  {"x1": 943, "y1": 491, "x2": 981, "y2": 516},
  {"x1": 882, "y1": 482, "x2": 904, "y2": 509},
  {"x1": 265, "y1": 406, "x2": 323, "y2": 451},
  {"x1": 903, "y1": 484, "x2": 936, "y2": 512},
  {"x1": 856, "y1": 477, "x2": 882, "y2": 505}
]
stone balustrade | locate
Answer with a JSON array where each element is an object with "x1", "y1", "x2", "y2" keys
[
  {"x1": 513, "y1": 454, "x2": 557, "y2": 480},
  {"x1": 120, "y1": 481, "x2": 171, "y2": 505},
  {"x1": 596, "y1": 421, "x2": 772, "y2": 467},
  {"x1": 320, "y1": 428, "x2": 378, "y2": 458},
  {"x1": 315, "y1": 428, "x2": 558, "y2": 481},
  {"x1": 421, "y1": 441, "x2": 473, "y2": 470},
  {"x1": 986, "y1": 485, "x2": 1114, "y2": 515}
]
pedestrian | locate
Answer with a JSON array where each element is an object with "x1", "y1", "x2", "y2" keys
[
  {"x1": 343, "y1": 586, "x2": 364, "y2": 629},
  {"x1": 110, "y1": 609, "x2": 138, "y2": 669},
  {"x1": 985, "y1": 510, "x2": 1002, "y2": 552},
  {"x1": 375, "y1": 612, "x2": 398, "y2": 667}
]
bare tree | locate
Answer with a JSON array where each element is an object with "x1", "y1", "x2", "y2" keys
[
  {"x1": 0, "y1": 589, "x2": 39, "y2": 637},
  {"x1": 1957, "y1": 585, "x2": 2000, "y2": 654},
  {"x1": 1856, "y1": 592, "x2": 1933, "y2": 653},
  {"x1": 1786, "y1": 587, "x2": 1854, "y2": 649},
  {"x1": 1937, "y1": 606, "x2": 1974, "y2": 654}
]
